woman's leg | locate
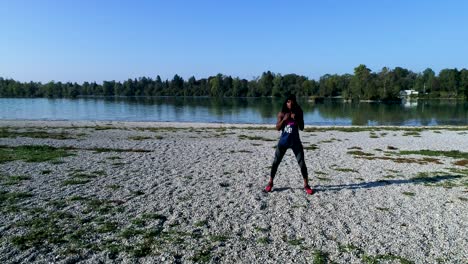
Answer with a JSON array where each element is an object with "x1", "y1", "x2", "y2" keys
[
  {"x1": 268, "y1": 144, "x2": 288, "y2": 184},
  {"x1": 292, "y1": 143, "x2": 309, "y2": 186}
]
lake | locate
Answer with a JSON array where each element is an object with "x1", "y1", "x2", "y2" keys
[{"x1": 1, "y1": 97, "x2": 468, "y2": 126}]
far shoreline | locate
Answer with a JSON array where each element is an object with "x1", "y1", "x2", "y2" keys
[{"x1": 1, "y1": 119, "x2": 468, "y2": 130}]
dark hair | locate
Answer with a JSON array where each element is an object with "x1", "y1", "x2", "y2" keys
[{"x1": 281, "y1": 94, "x2": 303, "y2": 115}]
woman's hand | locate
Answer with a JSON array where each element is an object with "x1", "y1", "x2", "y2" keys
[{"x1": 282, "y1": 113, "x2": 290, "y2": 121}]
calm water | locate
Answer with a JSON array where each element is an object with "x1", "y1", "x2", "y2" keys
[{"x1": 1, "y1": 97, "x2": 468, "y2": 126}]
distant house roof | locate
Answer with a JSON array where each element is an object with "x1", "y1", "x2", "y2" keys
[{"x1": 400, "y1": 89, "x2": 419, "y2": 96}]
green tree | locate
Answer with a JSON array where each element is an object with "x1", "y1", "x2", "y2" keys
[
  {"x1": 438, "y1": 68, "x2": 459, "y2": 97},
  {"x1": 422, "y1": 68, "x2": 435, "y2": 94},
  {"x1": 154, "y1": 76, "x2": 163, "y2": 96},
  {"x1": 258, "y1": 71, "x2": 274, "y2": 96},
  {"x1": 349, "y1": 64, "x2": 371, "y2": 100},
  {"x1": 272, "y1": 74, "x2": 283, "y2": 97},
  {"x1": 209, "y1": 74, "x2": 223, "y2": 97},
  {"x1": 222, "y1": 75, "x2": 233, "y2": 96},
  {"x1": 232, "y1": 77, "x2": 241, "y2": 97},
  {"x1": 103, "y1": 81, "x2": 115, "y2": 96},
  {"x1": 459, "y1": 69, "x2": 468, "y2": 99}
]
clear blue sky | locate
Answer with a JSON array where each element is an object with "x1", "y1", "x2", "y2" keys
[{"x1": 1, "y1": 0, "x2": 467, "y2": 83}]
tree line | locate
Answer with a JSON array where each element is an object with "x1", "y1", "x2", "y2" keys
[{"x1": 1, "y1": 65, "x2": 468, "y2": 100}]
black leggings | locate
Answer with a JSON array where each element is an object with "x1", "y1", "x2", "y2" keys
[{"x1": 270, "y1": 143, "x2": 308, "y2": 179}]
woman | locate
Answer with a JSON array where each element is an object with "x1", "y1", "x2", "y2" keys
[{"x1": 264, "y1": 94, "x2": 313, "y2": 195}]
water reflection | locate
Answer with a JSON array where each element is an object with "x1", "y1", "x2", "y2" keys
[{"x1": 0, "y1": 97, "x2": 467, "y2": 126}]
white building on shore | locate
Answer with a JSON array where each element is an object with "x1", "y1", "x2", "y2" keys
[{"x1": 399, "y1": 89, "x2": 419, "y2": 98}]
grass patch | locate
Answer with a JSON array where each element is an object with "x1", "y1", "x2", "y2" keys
[
  {"x1": 376, "y1": 207, "x2": 390, "y2": 211},
  {"x1": 62, "y1": 179, "x2": 90, "y2": 185},
  {"x1": 71, "y1": 173, "x2": 97, "y2": 179},
  {"x1": 358, "y1": 156, "x2": 442, "y2": 165},
  {"x1": 191, "y1": 248, "x2": 212, "y2": 263},
  {"x1": 94, "y1": 126, "x2": 114, "y2": 131},
  {"x1": 93, "y1": 170, "x2": 106, "y2": 176},
  {"x1": 316, "y1": 177, "x2": 331, "y2": 181},
  {"x1": 2, "y1": 175, "x2": 31, "y2": 186},
  {"x1": 131, "y1": 190, "x2": 145, "y2": 196},
  {"x1": 257, "y1": 237, "x2": 270, "y2": 244},
  {"x1": 107, "y1": 184, "x2": 120, "y2": 190},
  {"x1": 47, "y1": 199, "x2": 68, "y2": 209},
  {"x1": 312, "y1": 250, "x2": 329, "y2": 264},
  {"x1": 0, "y1": 145, "x2": 74, "y2": 163},
  {"x1": 194, "y1": 220, "x2": 208, "y2": 227},
  {"x1": 347, "y1": 150, "x2": 374, "y2": 156},
  {"x1": 4, "y1": 194, "x2": 169, "y2": 257},
  {"x1": 362, "y1": 253, "x2": 413, "y2": 264},
  {"x1": 97, "y1": 221, "x2": 119, "y2": 233},
  {"x1": 11, "y1": 211, "x2": 76, "y2": 250},
  {"x1": 135, "y1": 127, "x2": 182, "y2": 133},
  {"x1": 209, "y1": 235, "x2": 228, "y2": 242},
  {"x1": 339, "y1": 244, "x2": 362, "y2": 254},
  {"x1": 238, "y1": 135, "x2": 275, "y2": 141},
  {"x1": 319, "y1": 138, "x2": 339, "y2": 143},
  {"x1": 304, "y1": 144, "x2": 319, "y2": 151},
  {"x1": 69, "y1": 195, "x2": 88, "y2": 201},
  {"x1": 130, "y1": 242, "x2": 153, "y2": 258},
  {"x1": 446, "y1": 168, "x2": 468, "y2": 176},
  {"x1": 402, "y1": 192, "x2": 415, "y2": 197},
  {"x1": 131, "y1": 218, "x2": 146, "y2": 227},
  {"x1": 120, "y1": 228, "x2": 145, "y2": 239},
  {"x1": 141, "y1": 213, "x2": 167, "y2": 221},
  {"x1": 334, "y1": 168, "x2": 358, "y2": 173},
  {"x1": 348, "y1": 146, "x2": 362, "y2": 150},
  {"x1": 62, "y1": 171, "x2": 104, "y2": 186},
  {"x1": 453, "y1": 159, "x2": 468, "y2": 166},
  {"x1": 82, "y1": 198, "x2": 118, "y2": 215},
  {"x1": 399, "y1": 149, "x2": 468, "y2": 159},
  {"x1": 0, "y1": 191, "x2": 33, "y2": 204},
  {"x1": 314, "y1": 171, "x2": 327, "y2": 175},
  {"x1": 89, "y1": 147, "x2": 151, "y2": 153},
  {"x1": 402, "y1": 131, "x2": 421, "y2": 137},
  {"x1": 287, "y1": 238, "x2": 304, "y2": 246},
  {"x1": 0, "y1": 129, "x2": 76, "y2": 140},
  {"x1": 254, "y1": 226, "x2": 269, "y2": 232},
  {"x1": 128, "y1": 136, "x2": 152, "y2": 140}
]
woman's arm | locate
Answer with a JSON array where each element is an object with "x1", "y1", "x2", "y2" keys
[
  {"x1": 298, "y1": 114, "x2": 304, "y2": 131},
  {"x1": 295, "y1": 110, "x2": 305, "y2": 131},
  {"x1": 276, "y1": 112, "x2": 289, "y2": 131}
]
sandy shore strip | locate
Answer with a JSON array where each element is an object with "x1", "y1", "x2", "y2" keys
[{"x1": 0, "y1": 120, "x2": 467, "y2": 263}]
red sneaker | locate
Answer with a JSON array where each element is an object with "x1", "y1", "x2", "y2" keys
[
  {"x1": 304, "y1": 185, "x2": 313, "y2": 195},
  {"x1": 264, "y1": 183, "x2": 273, "y2": 192}
]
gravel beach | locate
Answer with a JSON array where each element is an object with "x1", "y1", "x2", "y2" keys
[{"x1": 0, "y1": 120, "x2": 467, "y2": 263}]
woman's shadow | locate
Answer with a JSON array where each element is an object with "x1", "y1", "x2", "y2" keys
[{"x1": 314, "y1": 174, "x2": 462, "y2": 193}]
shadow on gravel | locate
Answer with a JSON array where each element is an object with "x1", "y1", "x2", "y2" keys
[{"x1": 315, "y1": 174, "x2": 463, "y2": 192}]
